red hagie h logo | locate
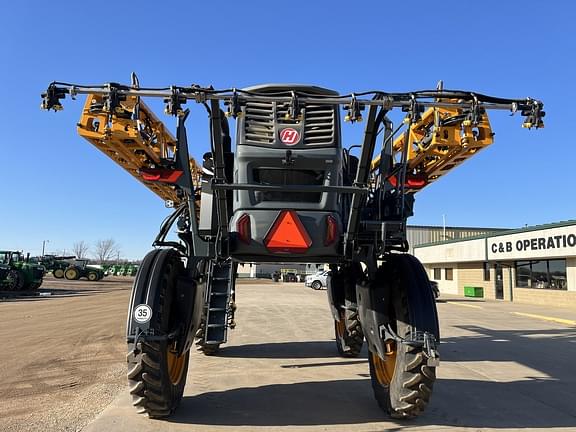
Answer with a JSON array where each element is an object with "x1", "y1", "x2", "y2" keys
[{"x1": 279, "y1": 128, "x2": 301, "y2": 145}]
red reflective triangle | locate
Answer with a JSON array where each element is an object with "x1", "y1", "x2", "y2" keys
[{"x1": 265, "y1": 210, "x2": 312, "y2": 253}]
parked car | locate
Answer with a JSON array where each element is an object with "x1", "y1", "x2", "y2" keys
[
  {"x1": 429, "y1": 280, "x2": 440, "y2": 299},
  {"x1": 305, "y1": 270, "x2": 330, "y2": 290}
]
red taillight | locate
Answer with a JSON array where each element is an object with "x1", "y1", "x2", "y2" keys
[
  {"x1": 264, "y1": 210, "x2": 312, "y2": 254},
  {"x1": 325, "y1": 215, "x2": 338, "y2": 246},
  {"x1": 140, "y1": 169, "x2": 183, "y2": 183},
  {"x1": 388, "y1": 174, "x2": 427, "y2": 189},
  {"x1": 237, "y1": 214, "x2": 251, "y2": 244}
]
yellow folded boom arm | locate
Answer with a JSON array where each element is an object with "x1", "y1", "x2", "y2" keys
[
  {"x1": 371, "y1": 105, "x2": 494, "y2": 192},
  {"x1": 76, "y1": 93, "x2": 201, "y2": 204}
]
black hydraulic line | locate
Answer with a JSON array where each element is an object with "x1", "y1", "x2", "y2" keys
[
  {"x1": 44, "y1": 82, "x2": 542, "y2": 111},
  {"x1": 152, "y1": 203, "x2": 188, "y2": 253},
  {"x1": 344, "y1": 103, "x2": 385, "y2": 256}
]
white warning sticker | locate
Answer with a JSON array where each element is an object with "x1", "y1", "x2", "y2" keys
[{"x1": 134, "y1": 304, "x2": 152, "y2": 324}]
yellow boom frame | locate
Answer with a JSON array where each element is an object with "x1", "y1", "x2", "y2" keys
[
  {"x1": 77, "y1": 94, "x2": 201, "y2": 203},
  {"x1": 371, "y1": 106, "x2": 494, "y2": 191}
]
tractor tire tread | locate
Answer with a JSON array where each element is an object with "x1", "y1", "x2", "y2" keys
[{"x1": 369, "y1": 255, "x2": 438, "y2": 420}]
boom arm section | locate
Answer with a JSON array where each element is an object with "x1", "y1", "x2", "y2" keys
[
  {"x1": 370, "y1": 105, "x2": 495, "y2": 192},
  {"x1": 76, "y1": 93, "x2": 201, "y2": 204}
]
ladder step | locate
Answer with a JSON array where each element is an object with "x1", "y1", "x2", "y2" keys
[
  {"x1": 208, "y1": 307, "x2": 227, "y2": 312},
  {"x1": 207, "y1": 323, "x2": 226, "y2": 328}
]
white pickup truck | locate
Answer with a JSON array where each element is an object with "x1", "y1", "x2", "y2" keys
[{"x1": 305, "y1": 270, "x2": 329, "y2": 290}]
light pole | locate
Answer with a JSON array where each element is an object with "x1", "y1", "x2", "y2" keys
[{"x1": 42, "y1": 240, "x2": 50, "y2": 257}]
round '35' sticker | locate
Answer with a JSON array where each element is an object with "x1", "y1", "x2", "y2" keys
[{"x1": 134, "y1": 304, "x2": 152, "y2": 324}]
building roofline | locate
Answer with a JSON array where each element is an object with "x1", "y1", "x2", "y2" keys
[
  {"x1": 407, "y1": 224, "x2": 509, "y2": 231},
  {"x1": 414, "y1": 220, "x2": 576, "y2": 249}
]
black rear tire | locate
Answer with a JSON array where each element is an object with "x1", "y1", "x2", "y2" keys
[
  {"x1": 127, "y1": 249, "x2": 190, "y2": 418},
  {"x1": 5, "y1": 270, "x2": 24, "y2": 291},
  {"x1": 368, "y1": 255, "x2": 438, "y2": 419},
  {"x1": 335, "y1": 308, "x2": 364, "y2": 358}
]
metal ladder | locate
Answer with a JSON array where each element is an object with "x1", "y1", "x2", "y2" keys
[{"x1": 201, "y1": 260, "x2": 235, "y2": 347}]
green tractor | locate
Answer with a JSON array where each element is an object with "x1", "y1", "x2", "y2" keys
[
  {"x1": 39, "y1": 255, "x2": 75, "y2": 279},
  {"x1": 64, "y1": 259, "x2": 105, "y2": 281},
  {"x1": 0, "y1": 251, "x2": 45, "y2": 291}
]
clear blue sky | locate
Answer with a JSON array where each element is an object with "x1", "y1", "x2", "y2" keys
[{"x1": 1, "y1": 1, "x2": 574, "y2": 259}]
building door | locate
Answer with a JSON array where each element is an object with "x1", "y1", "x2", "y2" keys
[{"x1": 495, "y1": 264, "x2": 504, "y2": 300}]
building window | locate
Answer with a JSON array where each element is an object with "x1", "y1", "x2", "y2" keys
[
  {"x1": 433, "y1": 268, "x2": 441, "y2": 280},
  {"x1": 514, "y1": 259, "x2": 567, "y2": 290},
  {"x1": 445, "y1": 268, "x2": 453, "y2": 280},
  {"x1": 483, "y1": 262, "x2": 490, "y2": 281}
]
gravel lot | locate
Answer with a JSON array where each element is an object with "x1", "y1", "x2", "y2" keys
[{"x1": 0, "y1": 276, "x2": 131, "y2": 432}]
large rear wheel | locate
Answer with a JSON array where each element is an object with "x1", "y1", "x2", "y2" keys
[
  {"x1": 127, "y1": 249, "x2": 190, "y2": 418},
  {"x1": 64, "y1": 267, "x2": 80, "y2": 280},
  {"x1": 368, "y1": 255, "x2": 438, "y2": 419},
  {"x1": 5, "y1": 270, "x2": 24, "y2": 291}
]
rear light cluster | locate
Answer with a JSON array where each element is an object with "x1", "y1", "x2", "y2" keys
[
  {"x1": 237, "y1": 214, "x2": 252, "y2": 244},
  {"x1": 236, "y1": 211, "x2": 340, "y2": 253},
  {"x1": 325, "y1": 215, "x2": 338, "y2": 246}
]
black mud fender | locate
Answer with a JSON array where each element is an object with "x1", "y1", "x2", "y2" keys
[
  {"x1": 126, "y1": 248, "x2": 170, "y2": 338},
  {"x1": 392, "y1": 254, "x2": 440, "y2": 341},
  {"x1": 326, "y1": 271, "x2": 345, "y2": 321},
  {"x1": 356, "y1": 277, "x2": 389, "y2": 357},
  {"x1": 356, "y1": 254, "x2": 439, "y2": 358}
]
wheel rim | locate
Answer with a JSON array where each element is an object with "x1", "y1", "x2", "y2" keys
[
  {"x1": 54, "y1": 269, "x2": 63, "y2": 278},
  {"x1": 166, "y1": 342, "x2": 186, "y2": 385},
  {"x1": 89, "y1": 273, "x2": 96, "y2": 280},
  {"x1": 372, "y1": 341, "x2": 397, "y2": 385}
]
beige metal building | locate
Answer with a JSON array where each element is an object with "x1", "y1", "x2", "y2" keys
[{"x1": 414, "y1": 220, "x2": 576, "y2": 308}]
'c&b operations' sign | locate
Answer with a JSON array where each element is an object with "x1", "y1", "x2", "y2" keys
[{"x1": 487, "y1": 226, "x2": 576, "y2": 260}]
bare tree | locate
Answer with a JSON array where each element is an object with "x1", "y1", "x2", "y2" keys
[
  {"x1": 93, "y1": 239, "x2": 120, "y2": 263},
  {"x1": 72, "y1": 241, "x2": 89, "y2": 259}
]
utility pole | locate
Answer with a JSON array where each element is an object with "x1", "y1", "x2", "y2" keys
[{"x1": 42, "y1": 239, "x2": 50, "y2": 256}]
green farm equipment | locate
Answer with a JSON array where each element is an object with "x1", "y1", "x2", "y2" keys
[
  {"x1": 39, "y1": 255, "x2": 76, "y2": 278},
  {"x1": 0, "y1": 251, "x2": 45, "y2": 291},
  {"x1": 64, "y1": 259, "x2": 105, "y2": 281}
]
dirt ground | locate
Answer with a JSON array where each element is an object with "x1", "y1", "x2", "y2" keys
[{"x1": 0, "y1": 276, "x2": 132, "y2": 432}]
